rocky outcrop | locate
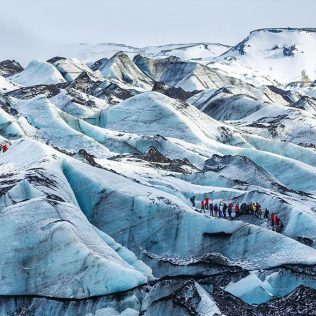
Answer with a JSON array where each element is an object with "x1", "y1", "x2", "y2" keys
[{"x1": 0, "y1": 59, "x2": 23, "y2": 77}]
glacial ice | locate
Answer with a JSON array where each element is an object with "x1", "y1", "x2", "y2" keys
[
  {"x1": 226, "y1": 269, "x2": 316, "y2": 304},
  {"x1": 1, "y1": 28, "x2": 316, "y2": 313},
  {"x1": 62, "y1": 157, "x2": 316, "y2": 274},
  {"x1": 0, "y1": 139, "x2": 152, "y2": 298},
  {"x1": 9, "y1": 60, "x2": 66, "y2": 86}
]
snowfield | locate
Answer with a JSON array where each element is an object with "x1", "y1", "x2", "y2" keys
[{"x1": 0, "y1": 27, "x2": 316, "y2": 315}]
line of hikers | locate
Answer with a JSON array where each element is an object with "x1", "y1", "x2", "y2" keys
[
  {"x1": 0, "y1": 144, "x2": 8, "y2": 153},
  {"x1": 189, "y1": 196, "x2": 284, "y2": 233}
]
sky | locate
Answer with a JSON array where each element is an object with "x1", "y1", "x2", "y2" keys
[{"x1": 0, "y1": 0, "x2": 315, "y2": 64}]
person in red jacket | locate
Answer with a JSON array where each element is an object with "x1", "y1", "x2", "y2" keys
[
  {"x1": 2, "y1": 144, "x2": 8, "y2": 153},
  {"x1": 205, "y1": 196, "x2": 209, "y2": 210},
  {"x1": 271, "y1": 212, "x2": 275, "y2": 228},
  {"x1": 201, "y1": 200, "x2": 205, "y2": 211},
  {"x1": 235, "y1": 203, "x2": 239, "y2": 218}
]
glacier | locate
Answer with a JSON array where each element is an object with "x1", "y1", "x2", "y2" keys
[{"x1": 0, "y1": 27, "x2": 316, "y2": 315}]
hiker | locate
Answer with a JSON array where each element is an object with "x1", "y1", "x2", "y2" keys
[
  {"x1": 255, "y1": 203, "x2": 260, "y2": 217},
  {"x1": 240, "y1": 203, "x2": 246, "y2": 215},
  {"x1": 210, "y1": 203, "x2": 214, "y2": 217},
  {"x1": 274, "y1": 216, "x2": 280, "y2": 232},
  {"x1": 190, "y1": 196, "x2": 196, "y2": 207},
  {"x1": 214, "y1": 203, "x2": 219, "y2": 217},
  {"x1": 2, "y1": 144, "x2": 8, "y2": 152},
  {"x1": 279, "y1": 220, "x2": 284, "y2": 232},
  {"x1": 251, "y1": 203, "x2": 256, "y2": 215},
  {"x1": 222, "y1": 203, "x2": 227, "y2": 219},
  {"x1": 264, "y1": 208, "x2": 269, "y2": 219},
  {"x1": 245, "y1": 203, "x2": 250, "y2": 214},
  {"x1": 205, "y1": 196, "x2": 209, "y2": 210},
  {"x1": 227, "y1": 207, "x2": 232, "y2": 219},
  {"x1": 258, "y1": 205, "x2": 262, "y2": 219},
  {"x1": 201, "y1": 200, "x2": 205, "y2": 212},
  {"x1": 228, "y1": 202, "x2": 233, "y2": 219},
  {"x1": 221, "y1": 205, "x2": 225, "y2": 218},
  {"x1": 235, "y1": 203, "x2": 239, "y2": 218},
  {"x1": 247, "y1": 203, "x2": 251, "y2": 214},
  {"x1": 271, "y1": 212, "x2": 275, "y2": 229}
]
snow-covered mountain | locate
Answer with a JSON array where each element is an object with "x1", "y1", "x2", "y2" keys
[
  {"x1": 216, "y1": 28, "x2": 316, "y2": 84},
  {"x1": 63, "y1": 42, "x2": 231, "y2": 64},
  {"x1": 1, "y1": 28, "x2": 316, "y2": 316}
]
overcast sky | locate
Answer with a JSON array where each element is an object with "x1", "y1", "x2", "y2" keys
[{"x1": 1, "y1": 0, "x2": 315, "y2": 64}]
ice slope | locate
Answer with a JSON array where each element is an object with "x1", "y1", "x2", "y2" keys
[
  {"x1": 190, "y1": 88, "x2": 265, "y2": 121},
  {"x1": 207, "y1": 60, "x2": 278, "y2": 87},
  {"x1": 50, "y1": 88, "x2": 110, "y2": 118},
  {"x1": 0, "y1": 75, "x2": 19, "y2": 93},
  {"x1": 62, "y1": 157, "x2": 316, "y2": 274},
  {"x1": 142, "y1": 42, "x2": 230, "y2": 63},
  {"x1": 0, "y1": 106, "x2": 25, "y2": 139},
  {"x1": 226, "y1": 270, "x2": 316, "y2": 305},
  {"x1": 188, "y1": 84, "x2": 316, "y2": 148},
  {"x1": 92, "y1": 152, "x2": 316, "y2": 249},
  {"x1": 231, "y1": 102, "x2": 316, "y2": 147},
  {"x1": 218, "y1": 28, "x2": 316, "y2": 84},
  {"x1": 187, "y1": 84, "x2": 292, "y2": 120},
  {"x1": 134, "y1": 55, "x2": 247, "y2": 92},
  {"x1": 0, "y1": 199, "x2": 149, "y2": 297},
  {"x1": 49, "y1": 57, "x2": 103, "y2": 82},
  {"x1": 95, "y1": 52, "x2": 154, "y2": 90},
  {"x1": 90, "y1": 91, "x2": 316, "y2": 193},
  {"x1": 5, "y1": 89, "x2": 316, "y2": 244},
  {"x1": 0, "y1": 139, "x2": 152, "y2": 297},
  {"x1": 188, "y1": 85, "x2": 292, "y2": 109},
  {"x1": 9, "y1": 60, "x2": 66, "y2": 86},
  {"x1": 95, "y1": 91, "x2": 222, "y2": 144},
  {"x1": 8, "y1": 95, "x2": 112, "y2": 156}
]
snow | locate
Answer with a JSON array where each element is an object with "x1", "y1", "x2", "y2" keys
[
  {"x1": 96, "y1": 91, "x2": 222, "y2": 143},
  {"x1": 9, "y1": 95, "x2": 112, "y2": 157},
  {"x1": 61, "y1": 42, "x2": 230, "y2": 64},
  {"x1": 218, "y1": 28, "x2": 316, "y2": 84},
  {"x1": 9, "y1": 60, "x2": 66, "y2": 86},
  {"x1": 0, "y1": 75, "x2": 19, "y2": 93},
  {"x1": 96, "y1": 52, "x2": 153, "y2": 89},
  {"x1": 134, "y1": 54, "x2": 248, "y2": 92},
  {"x1": 50, "y1": 88, "x2": 110, "y2": 118},
  {"x1": 51, "y1": 57, "x2": 103, "y2": 82}
]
